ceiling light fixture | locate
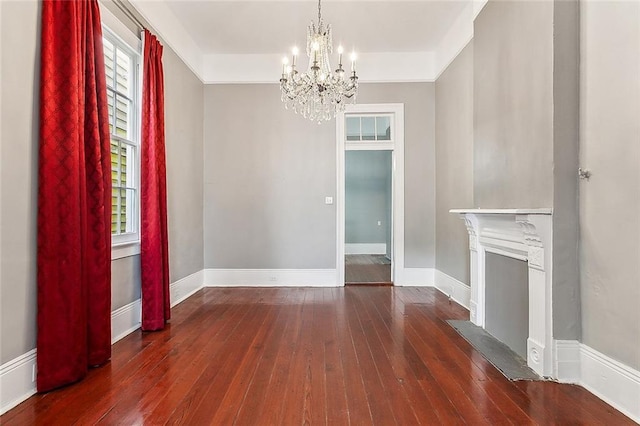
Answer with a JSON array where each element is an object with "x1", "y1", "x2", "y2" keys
[{"x1": 279, "y1": 0, "x2": 358, "y2": 123}]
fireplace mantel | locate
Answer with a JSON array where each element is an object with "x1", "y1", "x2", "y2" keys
[{"x1": 450, "y1": 208, "x2": 553, "y2": 377}]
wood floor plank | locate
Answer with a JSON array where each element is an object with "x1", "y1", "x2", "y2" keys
[{"x1": 2, "y1": 287, "x2": 635, "y2": 426}]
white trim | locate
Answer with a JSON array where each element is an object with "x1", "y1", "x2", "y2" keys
[
  {"x1": 0, "y1": 350, "x2": 37, "y2": 415},
  {"x1": 204, "y1": 269, "x2": 337, "y2": 287},
  {"x1": 394, "y1": 268, "x2": 435, "y2": 287},
  {"x1": 345, "y1": 243, "x2": 386, "y2": 255},
  {"x1": 554, "y1": 340, "x2": 582, "y2": 383},
  {"x1": 99, "y1": 1, "x2": 142, "y2": 51},
  {"x1": 555, "y1": 341, "x2": 640, "y2": 423},
  {"x1": 111, "y1": 299, "x2": 142, "y2": 344},
  {"x1": 580, "y1": 345, "x2": 640, "y2": 423},
  {"x1": 453, "y1": 211, "x2": 554, "y2": 378},
  {"x1": 434, "y1": 270, "x2": 471, "y2": 309},
  {"x1": 203, "y1": 52, "x2": 436, "y2": 84},
  {"x1": 337, "y1": 103, "x2": 405, "y2": 287},
  {"x1": 128, "y1": 0, "x2": 203, "y2": 81},
  {"x1": 111, "y1": 241, "x2": 141, "y2": 260},
  {"x1": 170, "y1": 269, "x2": 205, "y2": 307}
]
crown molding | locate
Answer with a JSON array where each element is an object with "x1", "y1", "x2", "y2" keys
[
  {"x1": 202, "y1": 51, "x2": 436, "y2": 84},
  {"x1": 126, "y1": 0, "x2": 487, "y2": 85}
]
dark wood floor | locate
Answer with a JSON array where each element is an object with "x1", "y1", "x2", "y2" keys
[
  {"x1": 2, "y1": 287, "x2": 632, "y2": 425},
  {"x1": 345, "y1": 254, "x2": 391, "y2": 284}
]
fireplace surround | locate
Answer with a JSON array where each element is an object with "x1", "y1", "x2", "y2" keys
[{"x1": 450, "y1": 209, "x2": 553, "y2": 377}]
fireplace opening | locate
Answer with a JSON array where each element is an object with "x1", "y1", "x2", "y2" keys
[{"x1": 485, "y1": 253, "x2": 529, "y2": 360}]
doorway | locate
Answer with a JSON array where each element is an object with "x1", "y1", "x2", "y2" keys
[
  {"x1": 336, "y1": 104, "x2": 405, "y2": 286},
  {"x1": 345, "y1": 150, "x2": 392, "y2": 284}
]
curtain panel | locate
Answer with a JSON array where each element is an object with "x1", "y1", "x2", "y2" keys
[
  {"x1": 141, "y1": 30, "x2": 171, "y2": 331},
  {"x1": 37, "y1": 0, "x2": 112, "y2": 392}
]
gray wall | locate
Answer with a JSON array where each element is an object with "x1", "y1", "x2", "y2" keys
[
  {"x1": 203, "y1": 83, "x2": 435, "y2": 270},
  {"x1": 0, "y1": 0, "x2": 204, "y2": 364},
  {"x1": 485, "y1": 254, "x2": 529, "y2": 359},
  {"x1": 345, "y1": 150, "x2": 392, "y2": 249},
  {"x1": 473, "y1": 0, "x2": 580, "y2": 340},
  {"x1": 203, "y1": 84, "x2": 336, "y2": 269},
  {"x1": 473, "y1": 0, "x2": 554, "y2": 208},
  {"x1": 551, "y1": 0, "x2": 581, "y2": 341},
  {"x1": 435, "y1": 42, "x2": 473, "y2": 284},
  {"x1": 358, "y1": 83, "x2": 436, "y2": 268},
  {"x1": 579, "y1": 1, "x2": 640, "y2": 370},
  {"x1": 163, "y1": 44, "x2": 205, "y2": 282},
  {"x1": 0, "y1": 0, "x2": 40, "y2": 365}
]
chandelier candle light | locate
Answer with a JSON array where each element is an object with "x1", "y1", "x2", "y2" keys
[{"x1": 279, "y1": 0, "x2": 359, "y2": 122}]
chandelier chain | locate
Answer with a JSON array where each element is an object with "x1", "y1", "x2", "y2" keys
[{"x1": 318, "y1": 0, "x2": 322, "y2": 24}]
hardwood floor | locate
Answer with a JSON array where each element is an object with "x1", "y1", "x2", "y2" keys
[
  {"x1": 2, "y1": 287, "x2": 632, "y2": 425},
  {"x1": 345, "y1": 254, "x2": 391, "y2": 284}
]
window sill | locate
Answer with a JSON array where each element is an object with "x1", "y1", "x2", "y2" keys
[{"x1": 112, "y1": 241, "x2": 141, "y2": 260}]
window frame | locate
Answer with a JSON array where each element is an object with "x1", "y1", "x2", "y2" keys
[
  {"x1": 345, "y1": 113, "x2": 395, "y2": 151},
  {"x1": 102, "y1": 25, "x2": 142, "y2": 258}
]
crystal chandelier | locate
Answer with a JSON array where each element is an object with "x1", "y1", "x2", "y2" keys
[{"x1": 279, "y1": 0, "x2": 358, "y2": 122}]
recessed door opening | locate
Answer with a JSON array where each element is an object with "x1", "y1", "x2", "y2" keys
[
  {"x1": 336, "y1": 104, "x2": 405, "y2": 287},
  {"x1": 345, "y1": 150, "x2": 393, "y2": 285}
]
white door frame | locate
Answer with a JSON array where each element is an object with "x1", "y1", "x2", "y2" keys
[{"x1": 336, "y1": 103, "x2": 405, "y2": 286}]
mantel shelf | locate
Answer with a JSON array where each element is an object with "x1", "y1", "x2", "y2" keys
[{"x1": 449, "y1": 208, "x2": 552, "y2": 215}]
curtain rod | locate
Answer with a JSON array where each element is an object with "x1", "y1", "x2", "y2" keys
[{"x1": 112, "y1": 0, "x2": 146, "y2": 32}]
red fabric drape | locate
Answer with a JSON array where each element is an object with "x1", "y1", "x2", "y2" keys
[
  {"x1": 141, "y1": 31, "x2": 170, "y2": 331},
  {"x1": 37, "y1": 0, "x2": 112, "y2": 392}
]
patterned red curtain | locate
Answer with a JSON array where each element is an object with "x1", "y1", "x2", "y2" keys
[
  {"x1": 37, "y1": 0, "x2": 112, "y2": 392},
  {"x1": 141, "y1": 31, "x2": 170, "y2": 331}
]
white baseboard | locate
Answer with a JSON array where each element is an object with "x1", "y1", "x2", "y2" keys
[
  {"x1": 434, "y1": 270, "x2": 471, "y2": 309},
  {"x1": 395, "y1": 268, "x2": 435, "y2": 287},
  {"x1": 0, "y1": 269, "x2": 207, "y2": 415},
  {"x1": 170, "y1": 269, "x2": 205, "y2": 307},
  {"x1": 204, "y1": 269, "x2": 338, "y2": 287},
  {"x1": 345, "y1": 243, "x2": 387, "y2": 255},
  {"x1": 554, "y1": 340, "x2": 582, "y2": 383},
  {"x1": 111, "y1": 299, "x2": 142, "y2": 344},
  {"x1": 0, "y1": 350, "x2": 36, "y2": 415},
  {"x1": 555, "y1": 340, "x2": 640, "y2": 423}
]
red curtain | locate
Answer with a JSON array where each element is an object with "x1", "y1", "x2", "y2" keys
[
  {"x1": 37, "y1": 0, "x2": 112, "y2": 392},
  {"x1": 141, "y1": 31, "x2": 170, "y2": 331}
]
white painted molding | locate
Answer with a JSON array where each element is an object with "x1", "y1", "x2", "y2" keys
[
  {"x1": 554, "y1": 339, "x2": 582, "y2": 383},
  {"x1": 170, "y1": 269, "x2": 205, "y2": 307},
  {"x1": 0, "y1": 269, "x2": 206, "y2": 415},
  {"x1": 125, "y1": 0, "x2": 480, "y2": 84},
  {"x1": 555, "y1": 340, "x2": 640, "y2": 423},
  {"x1": 204, "y1": 269, "x2": 338, "y2": 287},
  {"x1": 434, "y1": 270, "x2": 471, "y2": 309},
  {"x1": 580, "y1": 345, "x2": 640, "y2": 423},
  {"x1": 395, "y1": 268, "x2": 435, "y2": 287},
  {"x1": 345, "y1": 243, "x2": 387, "y2": 255},
  {"x1": 128, "y1": 0, "x2": 203, "y2": 81},
  {"x1": 453, "y1": 210, "x2": 554, "y2": 378},
  {"x1": 434, "y1": 2, "x2": 474, "y2": 80},
  {"x1": 111, "y1": 299, "x2": 142, "y2": 344},
  {"x1": 203, "y1": 52, "x2": 436, "y2": 84},
  {"x1": 337, "y1": 103, "x2": 405, "y2": 288},
  {"x1": 0, "y1": 350, "x2": 37, "y2": 415}
]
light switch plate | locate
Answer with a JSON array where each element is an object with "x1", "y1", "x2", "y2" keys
[{"x1": 325, "y1": 196, "x2": 333, "y2": 205}]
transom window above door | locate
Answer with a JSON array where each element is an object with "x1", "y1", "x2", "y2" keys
[
  {"x1": 346, "y1": 115, "x2": 392, "y2": 142},
  {"x1": 345, "y1": 114, "x2": 395, "y2": 150}
]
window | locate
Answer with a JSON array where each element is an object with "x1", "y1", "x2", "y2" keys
[
  {"x1": 346, "y1": 115, "x2": 392, "y2": 141},
  {"x1": 103, "y1": 28, "x2": 140, "y2": 247}
]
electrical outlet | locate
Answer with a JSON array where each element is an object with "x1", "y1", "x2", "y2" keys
[{"x1": 268, "y1": 276, "x2": 277, "y2": 282}]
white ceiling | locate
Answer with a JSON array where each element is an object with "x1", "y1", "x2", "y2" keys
[
  {"x1": 162, "y1": 1, "x2": 470, "y2": 54},
  {"x1": 128, "y1": 0, "x2": 484, "y2": 83}
]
